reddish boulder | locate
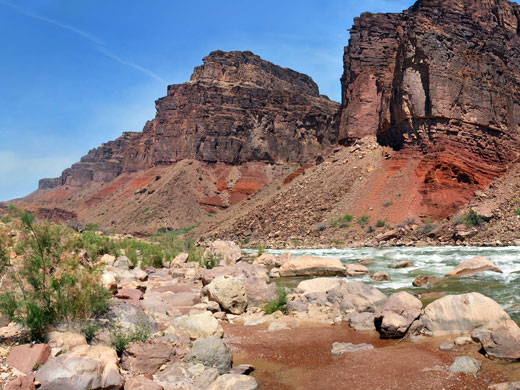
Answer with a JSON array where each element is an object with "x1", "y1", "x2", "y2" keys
[
  {"x1": 7, "y1": 344, "x2": 51, "y2": 374},
  {"x1": 121, "y1": 340, "x2": 176, "y2": 375},
  {"x1": 481, "y1": 320, "x2": 520, "y2": 361},
  {"x1": 4, "y1": 376, "x2": 35, "y2": 390}
]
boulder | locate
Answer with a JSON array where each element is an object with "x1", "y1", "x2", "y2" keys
[
  {"x1": 203, "y1": 240, "x2": 242, "y2": 266},
  {"x1": 279, "y1": 256, "x2": 345, "y2": 277},
  {"x1": 344, "y1": 312, "x2": 376, "y2": 331},
  {"x1": 113, "y1": 255, "x2": 131, "y2": 269},
  {"x1": 183, "y1": 336, "x2": 233, "y2": 374},
  {"x1": 234, "y1": 262, "x2": 275, "y2": 305},
  {"x1": 371, "y1": 272, "x2": 391, "y2": 282},
  {"x1": 448, "y1": 356, "x2": 481, "y2": 374},
  {"x1": 124, "y1": 377, "x2": 164, "y2": 390},
  {"x1": 480, "y1": 320, "x2": 520, "y2": 360},
  {"x1": 374, "y1": 291, "x2": 422, "y2": 339},
  {"x1": 330, "y1": 342, "x2": 374, "y2": 356},
  {"x1": 7, "y1": 343, "x2": 51, "y2": 373},
  {"x1": 208, "y1": 374, "x2": 258, "y2": 390},
  {"x1": 200, "y1": 266, "x2": 236, "y2": 285},
  {"x1": 121, "y1": 340, "x2": 176, "y2": 375},
  {"x1": 4, "y1": 376, "x2": 36, "y2": 390},
  {"x1": 44, "y1": 332, "x2": 87, "y2": 354},
  {"x1": 275, "y1": 253, "x2": 294, "y2": 266},
  {"x1": 207, "y1": 275, "x2": 248, "y2": 314},
  {"x1": 171, "y1": 253, "x2": 189, "y2": 267},
  {"x1": 394, "y1": 261, "x2": 413, "y2": 269},
  {"x1": 253, "y1": 253, "x2": 276, "y2": 266},
  {"x1": 173, "y1": 311, "x2": 224, "y2": 339},
  {"x1": 115, "y1": 288, "x2": 143, "y2": 301},
  {"x1": 412, "y1": 275, "x2": 441, "y2": 287},
  {"x1": 36, "y1": 345, "x2": 123, "y2": 390},
  {"x1": 193, "y1": 367, "x2": 220, "y2": 388},
  {"x1": 345, "y1": 264, "x2": 369, "y2": 277},
  {"x1": 445, "y1": 256, "x2": 502, "y2": 277},
  {"x1": 100, "y1": 254, "x2": 116, "y2": 265},
  {"x1": 422, "y1": 293, "x2": 510, "y2": 336},
  {"x1": 296, "y1": 277, "x2": 342, "y2": 295},
  {"x1": 327, "y1": 281, "x2": 386, "y2": 313},
  {"x1": 154, "y1": 362, "x2": 192, "y2": 388}
]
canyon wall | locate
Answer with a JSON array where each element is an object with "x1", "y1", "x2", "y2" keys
[
  {"x1": 41, "y1": 51, "x2": 339, "y2": 189},
  {"x1": 339, "y1": 0, "x2": 520, "y2": 217}
]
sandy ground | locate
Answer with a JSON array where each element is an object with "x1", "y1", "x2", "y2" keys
[{"x1": 223, "y1": 322, "x2": 520, "y2": 390}]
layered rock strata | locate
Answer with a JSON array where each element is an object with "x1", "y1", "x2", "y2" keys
[
  {"x1": 339, "y1": 0, "x2": 520, "y2": 217},
  {"x1": 40, "y1": 51, "x2": 339, "y2": 189}
]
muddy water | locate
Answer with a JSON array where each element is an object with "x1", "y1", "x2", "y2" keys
[{"x1": 248, "y1": 246, "x2": 520, "y2": 322}]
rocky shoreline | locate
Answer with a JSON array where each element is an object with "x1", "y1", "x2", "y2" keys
[{"x1": 1, "y1": 240, "x2": 519, "y2": 389}]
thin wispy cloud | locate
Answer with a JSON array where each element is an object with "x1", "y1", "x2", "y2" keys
[
  {"x1": 96, "y1": 47, "x2": 165, "y2": 83},
  {"x1": 0, "y1": 0, "x2": 165, "y2": 83}
]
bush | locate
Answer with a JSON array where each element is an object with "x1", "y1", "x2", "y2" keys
[
  {"x1": 82, "y1": 322, "x2": 100, "y2": 344},
  {"x1": 0, "y1": 213, "x2": 110, "y2": 340},
  {"x1": 111, "y1": 320, "x2": 151, "y2": 355},
  {"x1": 383, "y1": 201, "x2": 393, "y2": 208},
  {"x1": 357, "y1": 215, "x2": 369, "y2": 227},
  {"x1": 257, "y1": 244, "x2": 265, "y2": 256},
  {"x1": 1, "y1": 216, "x2": 11, "y2": 224},
  {"x1": 339, "y1": 214, "x2": 353, "y2": 223},
  {"x1": 464, "y1": 209, "x2": 485, "y2": 227},
  {"x1": 366, "y1": 225, "x2": 375, "y2": 233},
  {"x1": 264, "y1": 286, "x2": 288, "y2": 314},
  {"x1": 514, "y1": 208, "x2": 520, "y2": 216},
  {"x1": 375, "y1": 220, "x2": 385, "y2": 228}
]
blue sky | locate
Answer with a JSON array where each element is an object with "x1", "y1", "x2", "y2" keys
[{"x1": 0, "y1": 0, "x2": 414, "y2": 201}]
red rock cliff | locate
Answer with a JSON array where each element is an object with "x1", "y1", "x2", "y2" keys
[
  {"x1": 339, "y1": 0, "x2": 520, "y2": 217},
  {"x1": 41, "y1": 51, "x2": 339, "y2": 189}
]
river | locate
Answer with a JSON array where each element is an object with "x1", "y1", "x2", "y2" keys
[{"x1": 248, "y1": 246, "x2": 520, "y2": 323}]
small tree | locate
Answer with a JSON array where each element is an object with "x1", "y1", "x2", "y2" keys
[{"x1": 0, "y1": 213, "x2": 109, "y2": 340}]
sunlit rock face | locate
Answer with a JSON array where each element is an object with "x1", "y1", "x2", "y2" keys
[{"x1": 339, "y1": 0, "x2": 520, "y2": 217}]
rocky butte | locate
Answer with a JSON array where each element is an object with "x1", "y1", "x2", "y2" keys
[{"x1": 14, "y1": 0, "x2": 520, "y2": 242}]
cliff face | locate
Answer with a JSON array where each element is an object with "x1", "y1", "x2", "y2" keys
[
  {"x1": 23, "y1": 0, "x2": 520, "y2": 237},
  {"x1": 42, "y1": 51, "x2": 339, "y2": 190},
  {"x1": 339, "y1": 0, "x2": 520, "y2": 218}
]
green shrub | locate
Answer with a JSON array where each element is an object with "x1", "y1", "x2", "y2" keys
[
  {"x1": 111, "y1": 320, "x2": 150, "y2": 355},
  {"x1": 264, "y1": 286, "x2": 288, "y2": 314},
  {"x1": 366, "y1": 225, "x2": 375, "y2": 233},
  {"x1": 82, "y1": 322, "x2": 100, "y2": 344},
  {"x1": 1, "y1": 216, "x2": 11, "y2": 223},
  {"x1": 383, "y1": 201, "x2": 393, "y2": 208},
  {"x1": 257, "y1": 244, "x2": 265, "y2": 256},
  {"x1": 464, "y1": 209, "x2": 485, "y2": 227},
  {"x1": 339, "y1": 215, "x2": 353, "y2": 223},
  {"x1": 514, "y1": 208, "x2": 520, "y2": 216},
  {"x1": 0, "y1": 213, "x2": 110, "y2": 340},
  {"x1": 357, "y1": 215, "x2": 369, "y2": 227},
  {"x1": 375, "y1": 220, "x2": 385, "y2": 228}
]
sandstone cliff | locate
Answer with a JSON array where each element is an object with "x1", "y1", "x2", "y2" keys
[
  {"x1": 41, "y1": 51, "x2": 338, "y2": 190},
  {"x1": 24, "y1": 51, "x2": 339, "y2": 233}
]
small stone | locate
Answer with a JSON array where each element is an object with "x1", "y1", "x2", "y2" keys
[
  {"x1": 331, "y1": 342, "x2": 374, "y2": 356},
  {"x1": 345, "y1": 264, "x2": 369, "y2": 277},
  {"x1": 394, "y1": 261, "x2": 414, "y2": 269},
  {"x1": 454, "y1": 336, "x2": 474, "y2": 346},
  {"x1": 371, "y1": 271, "x2": 392, "y2": 281}
]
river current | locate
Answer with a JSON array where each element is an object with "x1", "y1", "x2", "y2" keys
[{"x1": 250, "y1": 246, "x2": 520, "y2": 323}]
